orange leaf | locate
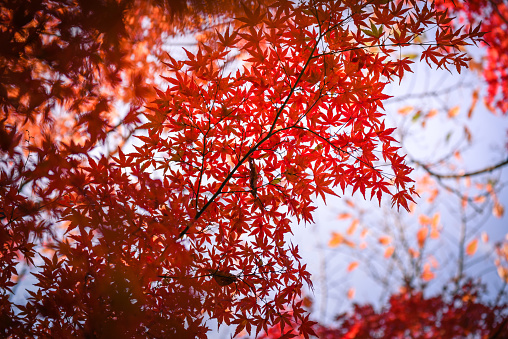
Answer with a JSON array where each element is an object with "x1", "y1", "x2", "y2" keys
[
  {"x1": 427, "y1": 189, "x2": 439, "y2": 203},
  {"x1": 409, "y1": 247, "x2": 419, "y2": 258},
  {"x1": 447, "y1": 106, "x2": 460, "y2": 118},
  {"x1": 360, "y1": 229, "x2": 368, "y2": 238},
  {"x1": 347, "y1": 219, "x2": 359, "y2": 236},
  {"x1": 427, "y1": 108, "x2": 438, "y2": 118},
  {"x1": 421, "y1": 263, "x2": 435, "y2": 281},
  {"x1": 417, "y1": 227, "x2": 428, "y2": 248},
  {"x1": 461, "y1": 196, "x2": 468, "y2": 209},
  {"x1": 430, "y1": 213, "x2": 440, "y2": 228},
  {"x1": 302, "y1": 296, "x2": 313, "y2": 308},
  {"x1": 398, "y1": 106, "x2": 413, "y2": 115},
  {"x1": 473, "y1": 195, "x2": 486, "y2": 204},
  {"x1": 384, "y1": 246, "x2": 395, "y2": 258},
  {"x1": 430, "y1": 227, "x2": 440, "y2": 239},
  {"x1": 466, "y1": 239, "x2": 478, "y2": 256},
  {"x1": 481, "y1": 232, "x2": 489, "y2": 243},
  {"x1": 378, "y1": 236, "x2": 391, "y2": 245},
  {"x1": 337, "y1": 213, "x2": 352, "y2": 220},
  {"x1": 343, "y1": 238, "x2": 356, "y2": 248},
  {"x1": 329, "y1": 232, "x2": 356, "y2": 248},
  {"x1": 418, "y1": 214, "x2": 430, "y2": 225},
  {"x1": 329, "y1": 232, "x2": 344, "y2": 248},
  {"x1": 493, "y1": 202, "x2": 505, "y2": 218},
  {"x1": 465, "y1": 176, "x2": 471, "y2": 188},
  {"x1": 347, "y1": 287, "x2": 355, "y2": 299},
  {"x1": 454, "y1": 150, "x2": 462, "y2": 161},
  {"x1": 428, "y1": 255, "x2": 439, "y2": 269},
  {"x1": 347, "y1": 261, "x2": 359, "y2": 272},
  {"x1": 497, "y1": 266, "x2": 508, "y2": 283},
  {"x1": 467, "y1": 89, "x2": 479, "y2": 119}
]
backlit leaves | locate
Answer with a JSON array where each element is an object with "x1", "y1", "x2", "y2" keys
[
  {"x1": 378, "y1": 236, "x2": 392, "y2": 245},
  {"x1": 421, "y1": 263, "x2": 435, "y2": 281},
  {"x1": 448, "y1": 106, "x2": 460, "y2": 118},
  {"x1": 384, "y1": 246, "x2": 395, "y2": 258},
  {"x1": 493, "y1": 202, "x2": 505, "y2": 218},
  {"x1": 417, "y1": 227, "x2": 428, "y2": 248},
  {"x1": 0, "y1": 0, "x2": 489, "y2": 337},
  {"x1": 329, "y1": 232, "x2": 355, "y2": 248},
  {"x1": 466, "y1": 239, "x2": 479, "y2": 256},
  {"x1": 347, "y1": 261, "x2": 359, "y2": 272}
]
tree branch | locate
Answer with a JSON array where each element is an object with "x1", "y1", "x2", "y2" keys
[{"x1": 415, "y1": 158, "x2": 508, "y2": 179}]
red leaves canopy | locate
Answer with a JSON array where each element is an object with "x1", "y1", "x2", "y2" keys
[
  {"x1": 262, "y1": 280, "x2": 508, "y2": 339},
  {"x1": 0, "y1": 0, "x2": 484, "y2": 337},
  {"x1": 437, "y1": 0, "x2": 508, "y2": 113},
  {"x1": 321, "y1": 281, "x2": 508, "y2": 339}
]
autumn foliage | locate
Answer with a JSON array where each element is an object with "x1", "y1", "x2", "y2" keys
[
  {"x1": 0, "y1": 0, "x2": 489, "y2": 337},
  {"x1": 261, "y1": 280, "x2": 508, "y2": 339},
  {"x1": 437, "y1": 0, "x2": 508, "y2": 113}
]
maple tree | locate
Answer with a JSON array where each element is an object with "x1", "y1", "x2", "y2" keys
[
  {"x1": 436, "y1": 0, "x2": 508, "y2": 114},
  {"x1": 0, "y1": 0, "x2": 246, "y2": 150},
  {"x1": 1, "y1": 0, "x2": 487, "y2": 337},
  {"x1": 259, "y1": 0, "x2": 508, "y2": 337},
  {"x1": 261, "y1": 279, "x2": 508, "y2": 338}
]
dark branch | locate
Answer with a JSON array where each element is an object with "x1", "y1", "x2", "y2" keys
[{"x1": 415, "y1": 158, "x2": 508, "y2": 179}]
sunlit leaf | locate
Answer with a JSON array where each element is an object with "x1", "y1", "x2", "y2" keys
[
  {"x1": 347, "y1": 287, "x2": 355, "y2": 300},
  {"x1": 466, "y1": 239, "x2": 478, "y2": 256},
  {"x1": 378, "y1": 236, "x2": 392, "y2": 245},
  {"x1": 431, "y1": 213, "x2": 440, "y2": 228},
  {"x1": 448, "y1": 106, "x2": 460, "y2": 118},
  {"x1": 428, "y1": 255, "x2": 439, "y2": 269},
  {"x1": 329, "y1": 232, "x2": 344, "y2": 248},
  {"x1": 467, "y1": 89, "x2": 479, "y2": 118},
  {"x1": 360, "y1": 229, "x2": 369, "y2": 238},
  {"x1": 427, "y1": 108, "x2": 438, "y2": 118},
  {"x1": 347, "y1": 261, "x2": 359, "y2": 272},
  {"x1": 481, "y1": 232, "x2": 489, "y2": 243},
  {"x1": 403, "y1": 53, "x2": 419, "y2": 60},
  {"x1": 493, "y1": 202, "x2": 505, "y2": 218},
  {"x1": 454, "y1": 150, "x2": 462, "y2": 161},
  {"x1": 398, "y1": 106, "x2": 413, "y2": 115},
  {"x1": 473, "y1": 195, "x2": 486, "y2": 203},
  {"x1": 418, "y1": 214, "x2": 430, "y2": 225},
  {"x1": 347, "y1": 219, "x2": 359, "y2": 236},
  {"x1": 421, "y1": 264, "x2": 435, "y2": 281},
  {"x1": 337, "y1": 213, "x2": 352, "y2": 220},
  {"x1": 497, "y1": 266, "x2": 508, "y2": 283},
  {"x1": 417, "y1": 227, "x2": 428, "y2": 248},
  {"x1": 430, "y1": 227, "x2": 440, "y2": 239},
  {"x1": 384, "y1": 246, "x2": 395, "y2": 258}
]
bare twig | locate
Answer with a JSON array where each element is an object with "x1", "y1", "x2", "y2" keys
[{"x1": 414, "y1": 158, "x2": 508, "y2": 179}]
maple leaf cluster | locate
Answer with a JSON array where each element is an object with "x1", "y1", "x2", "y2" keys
[
  {"x1": 0, "y1": 0, "x2": 486, "y2": 337},
  {"x1": 260, "y1": 280, "x2": 507, "y2": 339},
  {"x1": 437, "y1": 0, "x2": 508, "y2": 114}
]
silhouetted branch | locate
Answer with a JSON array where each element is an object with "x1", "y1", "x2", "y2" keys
[{"x1": 415, "y1": 158, "x2": 508, "y2": 179}]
